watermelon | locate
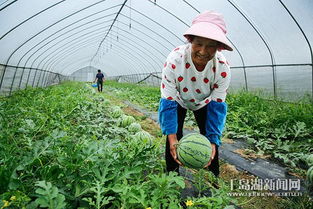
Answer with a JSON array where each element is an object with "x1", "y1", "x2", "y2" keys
[
  {"x1": 177, "y1": 133, "x2": 212, "y2": 169},
  {"x1": 119, "y1": 115, "x2": 136, "y2": 127},
  {"x1": 134, "y1": 130, "x2": 153, "y2": 144},
  {"x1": 111, "y1": 106, "x2": 123, "y2": 118},
  {"x1": 128, "y1": 122, "x2": 142, "y2": 133},
  {"x1": 307, "y1": 166, "x2": 313, "y2": 186}
]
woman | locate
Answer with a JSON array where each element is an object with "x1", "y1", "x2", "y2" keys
[{"x1": 158, "y1": 11, "x2": 233, "y2": 177}]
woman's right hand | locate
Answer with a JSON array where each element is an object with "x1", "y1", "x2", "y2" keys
[{"x1": 168, "y1": 134, "x2": 183, "y2": 166}]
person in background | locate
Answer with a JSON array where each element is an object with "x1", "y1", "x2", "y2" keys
[
  {"x1": 158, "y1": 11, "x2": 233, "y2": 177},
  {"x1": 94, "y1": 69, "x2": 105, "y2": 92}
]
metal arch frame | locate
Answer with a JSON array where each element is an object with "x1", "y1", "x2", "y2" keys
[
  {"x1": 0, "y1": 0, "x2": 18, "y2": 12},
  {"x1": 24, "y1": 34, "x2": 110, "y2": 88},
  {"x1": 40, "y1": 19, "x2": 170, "y2": 74},
  {"x1": 66, "y1": 49, "x2": 143, "y2": 79},
  {"x1": 41, "y1": 47, "x2": 139, "y2": 87},
  {"x1": 278, "y1": 0, "x2": 313, "y2": 100},
  {"x1": 44, "y1": 35, "x2": 140, "y2": 76},
  {"x1": 19, "y1": 7, "x2": 120, "y2": 68},
  {"x1": 35, "y1": 22, "x2": 169, "y2": 74},
  {"x1": 15, "y1": 10, "x2": 120, "y2": 89},
  {"x1": 0, "y1": 0, "x2": 66, "y2": 39},
  {"x1": 16, "y1": 10, "x2": 176, "y2": 90},
  {"x1": 45, "y1": 33, "x2": 149, "y2": 76},
  {"x1": 146, "y1": 0, "x2": 189, "y2": 27},
  {"x1": 17, "y1": 10, "x2": 120, "y2": 88},
  {"x1": 1, "y1": 0, "x2": 111, "y2": 64},
  {"x1": 47, "y1": 45, "x2": 138, "y2": 81},
  {"x1": 227, "y1": 0, "x2": 277, "y2": 98},
  {"x1": 8, "y1": 6, "x2": 124, "y2": 93},
  {"x1": 45, "y1": 36, "x2": 157, "y2": 77},
  {"x1": 16, "y1": 19, "x2": 116, "y2": 90},
  {"x1": 115, "y1": 18, "x2": 173, "y2": 54},
  {"x1": 123, "y1": 4, "x2": 185, "y2": 43},
  {"x1": 54, "y1": 36, "x2": 155, "y2": 77},
  {"x1": 39, "y1": 26, "x2": 163, "y2": 75},
  {"x1": 181, "y1": 0, "x2": 199, "y2": 13},
  {"x1": 57, "y1": 42, "x2": 143, "y2": 78},
  {"x1": 97, "y1": 33, "x2": 162, "y2": 73},
  {"x1": 1, "y1": 0, "x2": 187, "y2": 87},
  {"x1": 6, "y1": 2, "x2": 189, "y2": 92},
  {"x1": 0, "y1": 0, "x2": 113, "y2": 93},
  {"x1": 0, "y1": 0, "x2": 311, "y2": 99},
  {"x1": 33, "y1": 26, "x2": 111, "y2": 69},
  {"x1": 21, "y1": 14, "x2": 116, "y2": 68},
  {"x1": 1, "y1": 0, "x2": 68, "y2": 93},
  {"x1": 107, "y1": 23, "x2": 167, "y2": 62},
  {"x1": 91, "y1": 0, "x2": 128, "y2": 64},
  {"x1": 227, "y1": 38, "x2": 248, "y2": 91},
  {"x1": 1, "y1": 64, "x2": 60, "y2": 93},
  {"x1": 56, "y1": 35, "x2": 155, "y2": 75},
  {"x1": 231, "y1": 63, "x2": 312, "y2": 69},
  {"x1": 37, "y1": 33, "x2": 153, "y2": 81},
  {"x1": 118, "y1": 13, "x2": 177, "y2": 48},
  {"x1": 28, "y1": 27, "x2": 110, "y2": 87},
  {"x1": 69, "y1": 48, "x2": 141, "y2": 76},
  {"x1": 34, "y1": 20, "x2": 165, "y2": 71},
  {"x1": 104, "y1": 26, "x2": 165, "y2": 65}
]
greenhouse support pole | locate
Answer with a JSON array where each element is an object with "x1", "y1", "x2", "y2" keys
[
  {"x1": 18, "y1": 67, "x2": 26, "y2": 89},
  {"x1": 36, "y1": 69, "x2": 44, "y2": 87},
  {"x1": 227, "y1": 0, "x2": 277, "y2": 99},
  {"x1": 227, "y1": 39, "x2": 247, "y2": 91},
  {"x1": 279, "y1": 0, "x2": 313, "y2": 101},
  {"x1": 90, "y1": 0, "x2": 128, "y2": 64},
  {"x1": 8, "y1": 66, "x2": 19, "y2": 95}
]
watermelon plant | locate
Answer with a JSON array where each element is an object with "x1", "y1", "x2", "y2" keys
[
  {"x1": 0, "y1": 82, "x2": 190, "y2": 208},
  {"x1": 0, "y1": 82, "x2": 240, "y2": 208},
  {"x1": 103, "y1": 81, "x2": 313, "y2": 172},
  {"x1": 307, "y1": 166, "x2": 313, "y2": 187}
]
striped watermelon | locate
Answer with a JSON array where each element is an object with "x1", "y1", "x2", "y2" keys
[
  {"x1": 307, "y1": 166, "x2": 313, "y2": 186},
  {"x1": 177, "y1": 133, "x2": 212, "y2": 169}
]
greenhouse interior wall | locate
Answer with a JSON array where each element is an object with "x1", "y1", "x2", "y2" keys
[{"x1": 0, "y1": 0, "x2": 312, "y2": 102}]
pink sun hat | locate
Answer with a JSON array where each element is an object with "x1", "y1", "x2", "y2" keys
[{"x1": 184, "y1": 11, "x2": 233, "y2": 51}]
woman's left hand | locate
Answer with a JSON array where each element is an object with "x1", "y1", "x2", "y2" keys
[{"x1": 204, "y1": 143, "x2": 217, "y2": 168}]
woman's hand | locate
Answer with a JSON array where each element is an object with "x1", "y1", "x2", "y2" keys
[
  {"x1": 204, "y1": 143, "x2": 217, "y2": 168},
  {"x1": 168, "y1": 134, "x2": 183, "y2": 166}
]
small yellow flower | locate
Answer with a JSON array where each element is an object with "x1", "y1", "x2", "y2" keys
[
  {"x1": 10, "y1": 196, "x2": 16, "y2": 201},
  {"x1": 186, "y1": 200, "x2": 194, "y2": 207},
  {"x1": 1, "y1": 200, "x2": 9, "y2": 208},
  {"x1": 146, "y1": 207, "x2": 152, "y2": 209}
]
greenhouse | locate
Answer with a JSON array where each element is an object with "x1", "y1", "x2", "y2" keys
[{"x1": 0, "y1": 0, "x2": 312, "y2": 208}]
